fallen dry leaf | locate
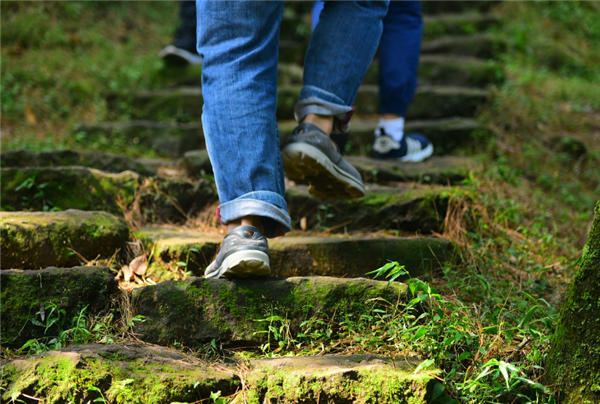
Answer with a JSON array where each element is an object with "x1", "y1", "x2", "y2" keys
[
  {"x1": 121, "y1": 265, "x2": 133, "y2": 282},
  {"x1": 130, "y1": 255, "x2": 148, "y2": 276}
]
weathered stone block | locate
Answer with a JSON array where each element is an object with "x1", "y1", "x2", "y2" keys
[
  {"x1": 72, "y1": 121, "x2": 204, "y2": 158},
  {"x1": 286, "y1": 184, "x2": 450, "y2": 233},
  {"x1": 0, "y1": 267, "x2": 119, "y2": 347},
  {"x1": 0, "y1": 148, "x2": 165, "y2": 176},
  {"x1": 132, "y1": 276, "x2": 409, "y2": 346},
  {"x1": 1, "y1": 210, "x2": 129, "y2": 269},
  {"x1": 1, "y1": 167, "x2": 139, "y2": 214},
  {"x1": 134, "y1": 227, "x2": 457, "y2": 281},
  {"x1": 1, "y1": 344, "x2": 438, "y2": 404},
  {"x1": 423, "y1": 13, "x2": 501, "y2": 40},
  {"x1": 421, "y1": 33, "x2": 506, "y2": 58}
]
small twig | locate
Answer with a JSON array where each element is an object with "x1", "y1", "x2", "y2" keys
[
  {"x1": 21, "y1": 393, "x2": 43, "y2": 401},
  {"x1": 504, "y1": 337, "x2": 531, "y2": 362}
]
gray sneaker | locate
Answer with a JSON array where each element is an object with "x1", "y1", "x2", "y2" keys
[
  {"x1": 281, "y1": 123, "x2": 366, "y2": 199},
  {"x1": 204, "y1": 225, "x2": 270, "y2": 279}
]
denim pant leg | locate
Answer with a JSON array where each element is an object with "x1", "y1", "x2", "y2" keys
[
  {"x1": 196, "y1": 1, "x2": 291, "y2": 236},
  {"x1": 379, "y1": 1, "x2": 423, "y2": 116},
  {"x1": 172, "y1": 1, "x2": 197, "y2": 51},
  {"x1": 296, "y1": 1, "x2": 389, "y2": 125}
]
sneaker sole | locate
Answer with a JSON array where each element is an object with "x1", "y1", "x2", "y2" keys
[
  {"x1": 159, "y1": 45, "x2": 204, "y2": 66},
  {"x1": 282, "y1": 143, "x2": 366, "y2": 199},
  {"x1": 217, "y1": 250, "x2": 270, "y2": 278},
  {"x1": 398, "y1": 143, "x2": 434, "y2": 163}
]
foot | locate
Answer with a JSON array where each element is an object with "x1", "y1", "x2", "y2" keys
[
  {"x1": 282, "y1": 123, "x2": 366, "y2": 199},
  {"x1": 204, "y1": 225, "x2": 270, "y2": 279},
  {"x1": 373, "y1": 130, "x2": 434, "y2": 163},
  {"x1": 159, "y1": 44, "x2": 203, "y2": 66}
]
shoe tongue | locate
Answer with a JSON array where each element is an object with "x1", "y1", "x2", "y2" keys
[{"x1": 296, "y1": 122, "x2": 323, "y2": 135}]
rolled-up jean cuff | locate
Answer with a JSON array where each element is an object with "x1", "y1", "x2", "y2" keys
[
  {"x1": 218, "y1": 192, "x2": 292, "y2": 236},
  {"x1": 294, "y1": 86, "x2": 354, "y2": 123}
]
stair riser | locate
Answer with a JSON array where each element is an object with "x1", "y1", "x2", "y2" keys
[{"x1": 106, "y1": 85, "x2": 489, "y2": 123}]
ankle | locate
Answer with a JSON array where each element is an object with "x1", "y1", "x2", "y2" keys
[
  {"x1": 301, "y1": 114, "x2": 334, "y2": 136},
  {"x1": 227, "y1": 216, "x2": 265, "y2": 234}
]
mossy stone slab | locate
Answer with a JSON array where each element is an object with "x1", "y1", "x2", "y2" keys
[
  {"x1": 1, "y1": 166, "x2": 139, "y2": 214},
  {"x1": 346, "y1": 155, "x2": 481, "y2": 185},
  {"x1": 0, "y1": 148, "x2": 166, "y2": 176},
  {"x1": 2, "y1": 344, "x2": 437, "y2": 404},
  {"x1": 1, "y1": 344, "x2": 239, "y2": 404},
  {"x1": 546, "y1": 200, "x2": 600, "y2": 403},
  {"x1": 134, "y1": 227, "x2": 456, "y2": 281},
  {"x1": 1, "y1": 210, "x2": 129, "y2": 269},
  {"x1": 241, "y1": 355, "x2": 438, "y2": 403},
  {"x1": 280, "y1": 117, "x2": 490, "y2": 156},
  {"x1": 72, "y1": 121, "x2": 204, "y2": 158},
  {"x1": 0, "y1": 267, "x2": 118, "y2": 347},
  {"x1": 421, "y1": 33, "x2": 506, "y2": 58},
  {"x1": 423, "y1": 13, "x2": 501, "y2": 40},
  {"x1": 418, "y1": 55, "x2": 502, "y2": 87},
  {"x1": 178, "y1": 149, "x2": 479, "y2": 185},
  {"x1": 132, "y1": 276, "x2": 410, "y2": 346},
  {"x1": 280, "y1": 85, "x2": 490, "y2": 121},
  {"x1": 107, "y1": 84, "x2": 489, "y2": 123},
  {"x1": 421, "y1": 0, "x2": 500, "y2": 15},
  {"x1": 286, "y1": 184, "x2": 451, "y2": 233}
]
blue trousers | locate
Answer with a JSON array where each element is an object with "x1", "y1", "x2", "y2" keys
[
  {"x1": 313, "y1": 1, "x2": 422, "y2": 116},
  {"x1": 196, "y1": 1, "x2": 389, "y2": 236}
]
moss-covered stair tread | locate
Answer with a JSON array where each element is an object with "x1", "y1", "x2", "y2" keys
[
  {"x1": 132, "y1": 276, "x2": 410, "y2": 346},
  {"x1": 105, "y1": 84, "x2": 490, "y2": 123},
  {"x1": 1, "y1": 343, "x2": 438, "y2": 404},
  {"x1": 0, "y1": 267, "x2": 119, "y2": 347},
  {"x1": 280, "y1": 117, "x2": 489, "y2": 156},
  {"x1": 0, "y1": 148, "x2": 168, "y2": 176},
  {"x1": 285, "y1": 183, "x2": 453, "y2": 233},
  {"x1": 1, "y1": 166, "x2": 218, "y2": 223},
  {"x1": 1, "y1": 210, "x2": 128, "y2": 269},
  {"x1": 135, "y1": 226, "x2": 456, "y2": 280}
]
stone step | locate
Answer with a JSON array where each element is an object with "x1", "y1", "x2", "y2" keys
[
  {"x1": 73, "y1": 120, "x2": 204, "y2": 158},
  {"x1": 135, "y1": 227, "x2": 456, "y2": 281},
  {"x1": 106, "y1": 84, "x2": 489, "y2": 123},
  {"x1": 171, "y1": 53, "x2": 499, "y2": 89},
  {"x1": 286, "y1": 184, "x2": 451, "y2": 233},
  {"x1": 2, "y1": 344, "x2": 437, "y2": 403},
  {"x1": 347, "y1": 155, "x2": 481, "y2": 185},
  {"x1": 422, "y1": 0, "x2": 500, "y2": 15},
  {"x1": 0, "y1": 148, "x2": 167, "y2": 176},
  {"x1": 1, "y1": 166, "x2": 218, "y2": 224},
  {"x1": 421, "y1": 33, "x2": 505, "y2": 58},
  {"x1": 1, "y1": 266, "x2": 118, "y2": 348},
  {"x1": 1, "y1": 210, "x2": 129, "y2": 269},
  {"x1": 364, "y1": 54, "x2": 500, "y2": 88},
  {"x1": 279, "y1": 117, "x2": 490, "y2": 156},
  {"x1": 132, "y1": 276, "x2": 409, "y2": 346},
  {"x1": 73, "y1": 115, "x2": 485, "y2": 159},
  {"x1": 179, "y1": 149, "x2": 480, "y2": 185},
  {"x1": 423, "y1": 13, "x2": 501, "y2": 40},
  {"x1": 418, "y1": 54, "x2": 501, "y2": 87}
]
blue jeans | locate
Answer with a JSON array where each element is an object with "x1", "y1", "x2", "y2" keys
[
  {"x1": 196, "y1": 1, "x2": 388, "y2": 237},
  {"x1": 313, "y1": 1, "x2": 422, "y2": 116}
]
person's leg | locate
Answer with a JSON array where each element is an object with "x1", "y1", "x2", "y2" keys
[
  {"x1": 196, "y1": 1, "x2": 290, "y2": 278},
  {"x1": 283, "y1": 1, "x2": 389, "y2": 199},
  {"x1": 374, "y1": 1, "x2": 433, "y2": 162},
  {"x1": 159, "y1": 1, "x2": 203, "y2": 66}
]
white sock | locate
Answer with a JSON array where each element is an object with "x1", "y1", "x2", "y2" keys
[{"x1": 376, "y1": 117, "x2": 405, "y2": 142}]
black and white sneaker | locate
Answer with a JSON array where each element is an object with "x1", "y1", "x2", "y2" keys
[
  {"x1": 159, "y1": 44, "x2": 204, "y2": 66},
  {"x1": 204, "y1": 225, "x2": 270, "y2": 279},
  {"x1": 373, "y1": 129, "x2": 434, "y2": 162},
  {"x1": 282, "y1": 123, "x2": 366, "y2": 199}
]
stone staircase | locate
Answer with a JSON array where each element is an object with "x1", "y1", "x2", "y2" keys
[{"x1": 1, "y1": 2, "x2": 502, "y2": 403}]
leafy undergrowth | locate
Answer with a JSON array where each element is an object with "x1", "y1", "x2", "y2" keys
[{"x1": 3, "y1": 1, "x2": 600, "y2": 404}]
